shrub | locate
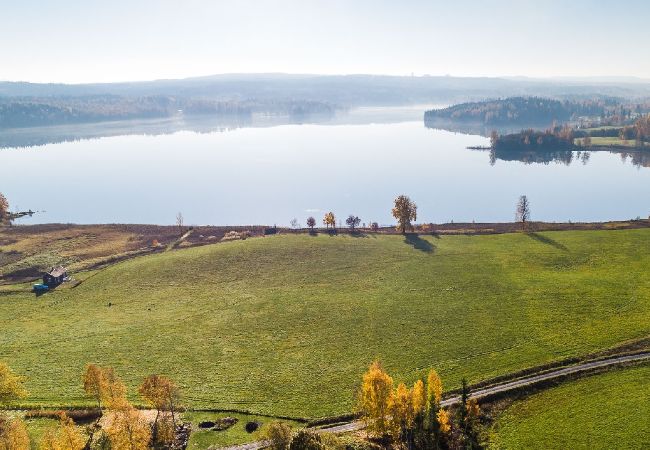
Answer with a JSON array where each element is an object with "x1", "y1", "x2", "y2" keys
[
  {"x1": 24, "y1": 409, "x2": 101, "y2": 423},
  {"x1": 289, "y1": 429, "x2": 324, "y2": 450},
  {"x1": 264, "y1": 421, "x2": 292, "y2": 450},
  {"x1": 221, "y1": 231, "x2": 253, "y2": 242}
]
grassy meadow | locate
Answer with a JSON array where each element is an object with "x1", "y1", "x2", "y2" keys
[
  {"x1": 487, "y1": 364, "x2": 650, "y2": 449},
  {"x1": 0, "y1": 230, "x2": 649, "y2": 418},
  {"x1": 182, "y1": 412, "x2": 301, "y2": 449}
]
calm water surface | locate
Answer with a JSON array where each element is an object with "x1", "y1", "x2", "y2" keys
[{"x1": 2, "y1": 108, "x2": 649, "y2": 225}]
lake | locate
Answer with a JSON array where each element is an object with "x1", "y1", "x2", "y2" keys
[{"x1": 1, "y1": 107, "x2": 649, "y2": 226}]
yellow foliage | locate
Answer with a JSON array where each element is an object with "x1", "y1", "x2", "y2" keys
[
  {"x1": 392, "y1": 195, "x2": 417, "y2": 233},
  {"x1": 264, "y1": 421, "x2": 293, "y2": 450},
  {"x1": 139, "y1": 374, "x2": 179, "y2": 413},
  {"x1": 466, "y1": 398, "x2": 481, "y2": 421},
  {"x1": 0, "y1": 362, "x2": 28, "y2": 404},
  {"x1": 39, "y1": 429, "x2": 59, "y2": 450},
  {"x1": 155, "y1": 413, "x2": 176, "y2": 446},
  {"x1": 437, "y1": 409, "x2": 451, "y2": 435},
  {"x1": 83, "y1": 364, "x2": 105, "y2": 408},
  {"x1": 107, "y1": 405, "x2": 152, "y2": 450},
  {"x1": 323, "y1": 212, "x2": 336, "y2": 228},
  {"x1": 358, "y1": 361, "x2": 393, "y2": 438},
  {"x1": 0, "y1": 415, "x2": 30, "y2": 450},
  {"x1": 38, "y1": 414, "x2": 84, "y2": 450},
  {"x1": 139, "y1": 375, "x2": 180, "y2": 444},
  {"x1": 103, "y1": 369, "x2": 127, "y2": 410},
  {"x1": 426, "y1": 369, "x2": 443, "y2": 409},
  {"x1": 82, "y1": 364, "x2": 127, "y2": 410},
  {"x1": 411, "y1": 380, "x2": 426, "y2": 417},
  {"x1": 388, "y1": 383, "x2": 414, "y2": 439}
]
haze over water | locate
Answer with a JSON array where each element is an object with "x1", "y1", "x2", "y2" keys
[{"x1": 2, "y1": 107, "x2": 649, "y2": 226}]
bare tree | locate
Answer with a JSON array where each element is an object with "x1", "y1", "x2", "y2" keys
[
  {"x1": 516, "y1": 195, "x2": 531, "y2": 230},
  {"x1": 290, "y1": 218, "x2": 300, "y2": 229},
  {"x1": 346, "y1": 215, "x2": 361, "y2": 231},
  {"x1": 176, "y1": 212, "x2": 184, "y2": 235}
]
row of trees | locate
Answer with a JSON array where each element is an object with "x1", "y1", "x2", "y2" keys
[
  {"x1": 358, "y1": 361, "x2": 482, "y2": 450},
  {"x1": 303, "y1": 194, "x2": 531, "y2": 234},
  {"x1": 0, "y1": 361, "x2": 180, "y2": 450},
  {"x1": 619, "y1": 114, "x2": 650, "y2": 144},
  {"x1": 299, "y1": 195, "x2": 419, "y2": 234}
]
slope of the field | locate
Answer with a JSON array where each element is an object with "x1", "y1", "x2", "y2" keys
[
  {"x1": 487, "y1": 364, "x2": 650, "y2": 449},
  {"x1": 1, "y1": 230, "x2": 649, "y2": 418}
]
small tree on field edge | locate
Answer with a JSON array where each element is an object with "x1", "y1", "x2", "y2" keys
[
  {"x1": 346, "y1": 215, "x2": 361, "y2": 231},
  {"x1": 392, "y1": 195, "x2": 417, "y2": 234},
  {"x1": 306, "y1": 216, "x2": 316, "y2": 231},
  {"x1": 515, "y1": 195, "x2": 531, "y2": 230}
]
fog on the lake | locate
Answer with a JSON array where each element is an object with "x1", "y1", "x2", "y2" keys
[{"x1": 2, "y1": 108, "x2": 649, "y2": 226}]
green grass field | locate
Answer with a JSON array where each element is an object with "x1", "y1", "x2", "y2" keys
[
  {"x1": 575, "y1": 136, "x2": 649, "y2": 147},
  {"x1": 487, "y1": 364, "x2": 650, "y2": 449},
  {"x1": 182, "y1": 412, "x2": 301, "y2": 449},
  {"x1": 1, "y1": 230, "x2": 649, "y2": 418}
]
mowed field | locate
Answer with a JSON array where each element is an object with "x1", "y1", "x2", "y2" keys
[
  {"x1": 0, "y1": 230, "x2": 649, "y2": 418},
  {"x1": 487, "y1": 364, "x2": 650, "y2": 449}
]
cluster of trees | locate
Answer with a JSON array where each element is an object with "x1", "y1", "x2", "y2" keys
[
  {"x1": 0, "y1": 96, "x2": 336, "y2": 129},
  {"x1": 426, "y1": 97, "x2": 614, "y2": 127},
  {"x1": 0, "y1": 361, "x2": 180, "y2": 450},
  {"x1": 358, "y1": 361, "x2": 482, "y2": 450},
  {"x1": 302, "y1": 195, "x2": 417, "y2": 235},
  {"x1": 490, "y1": 126, "x2": 576, "y2": 152},
  {"x1": 618, "y1": 114, "x2": 650, "y2": 144}
]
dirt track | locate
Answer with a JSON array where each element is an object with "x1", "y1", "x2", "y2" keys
[{"x1": 218, "y1": 352, "x2": 650, "y2": 450}]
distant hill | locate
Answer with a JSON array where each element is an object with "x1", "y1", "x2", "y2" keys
[
  {"x1": 3, "y1": 74, "x2": 650, "y2": 128},
  {"x1": 424, "y1": 97, "x2": 620, "y2": 127}
]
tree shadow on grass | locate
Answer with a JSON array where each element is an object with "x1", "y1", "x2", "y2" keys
[
  {"x1": 348, "y1": 230, "x2": 369, "y2": 238},
  {"x1": 404, "y1": 233, "x2": 436, "y2": 253},
  {"x1": 526, "y1": 232, "x2": 568, "y2": 251}
]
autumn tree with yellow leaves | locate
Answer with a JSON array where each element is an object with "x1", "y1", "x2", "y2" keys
[
  {"x1": 388, "y1": 382, "x2": 414, "y2": 442},
  {"x1": 139, "y1": 374, "x2": 180, "y2": 446},
  {"x1": 323, "y1": 212, "x2": 336, "y2": 229},
  {"x1": 0, "y1": 415, "x2": 30, "y2": 450},
  {"x1": 107, "y1": 403, "x2": 152, "y2": 450},
  {"x1": 0, "y1": 362, "x2": 27, "y2": 404},
  {"x1": 358, "y1": 361, "x2": 394, "y2": 438},
  {"x1": 38, "y1": 413, "x2": 85, "y2": 450},
  {"x1": 83, "y1": 364, "x2": 127, "y2": 412},
  {"x1": 0, "y1": 363, "x2": 30, "y2": 450},
  {"x1": 426, "y1": 369, "x2": 447, "y2": 449},
  {"x1": 83, "y1": 364, "x2": 106, "y2": 411},
  {"x1": 391, "y1": 195, "x2": 417, "y2": 234},
  {"x1": 359, "y1": 362, "x2": 458, "y2": 449},
  {"x1": 82, "y1": 364, "x2": 154, "y2": 450}
]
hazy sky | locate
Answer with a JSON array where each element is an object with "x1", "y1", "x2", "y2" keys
[{"x1": 3, "y1": 0, "x2": 650, "y2": 83}]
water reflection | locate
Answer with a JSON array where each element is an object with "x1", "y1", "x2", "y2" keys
[
  {"x1": 0, "y1": 105, "x2": 433, "y2": 150},
  {"x1": 0, "y1": 112, "x2": 332, "y2": 149},
  {"x1": 424, "y1": 121, "x2": 650, "y2": 168},
  {"x1": 480, "y1": 144, "x2": 650, "y2": 168}
]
